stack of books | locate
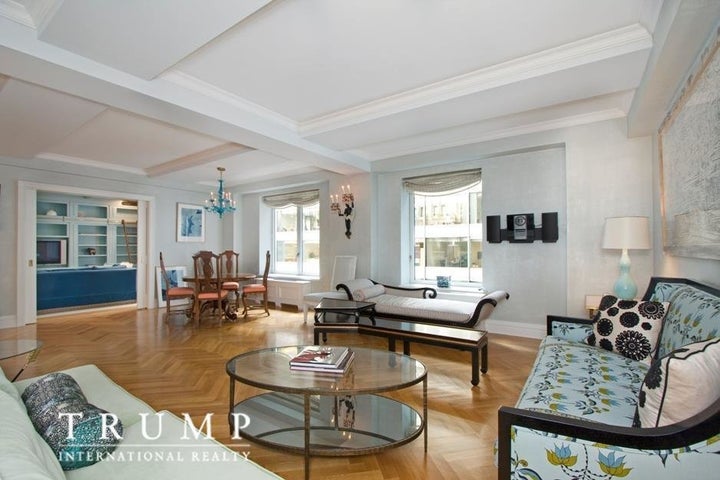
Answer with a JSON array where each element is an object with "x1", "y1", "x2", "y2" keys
[{"x1": 289, "y1": 347, "x2": 354, "y2": 375}]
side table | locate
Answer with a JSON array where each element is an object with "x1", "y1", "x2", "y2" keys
[{"x1": 0, "y1": 339, "x2": 43, "y2": 381}]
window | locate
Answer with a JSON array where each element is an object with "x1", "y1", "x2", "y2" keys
[
  {"x1": 406, "y1": 170, "x2": 482, "y2": 284},
  {"x1": 263, "y1": 190, "x2": 320, "y2": 276}
]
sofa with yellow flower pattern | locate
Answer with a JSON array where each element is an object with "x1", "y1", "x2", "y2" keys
[{"x1": 497, "y1": 277, "x2": 720, "y2": 479}]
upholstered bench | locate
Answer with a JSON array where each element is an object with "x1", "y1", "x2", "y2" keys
[{"x1": 336, "y1": 278, "x2": 508, "y2": 329}]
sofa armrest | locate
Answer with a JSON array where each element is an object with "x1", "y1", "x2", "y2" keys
[
  {"x1": 497, "y1": 400, "x2": 720, "y2": 480},
  {"x1": 546, "y1": 314, "x2": 594, "y2": 341}
]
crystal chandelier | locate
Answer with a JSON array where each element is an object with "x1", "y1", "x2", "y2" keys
[{"x1": 204, "y1": 167, "x2": 236, "y2": 217}]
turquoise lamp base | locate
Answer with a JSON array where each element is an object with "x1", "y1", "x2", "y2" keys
[{"x1": 613, "y1": 249, "x2": 637, "y2": 300}]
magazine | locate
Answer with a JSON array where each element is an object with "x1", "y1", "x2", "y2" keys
[
  {"x1": 290, "y1": 350, "x2": 355, "y2": 375},
  {"x1": 289, "y1": 347, "x2": 350, "y2": 369}
]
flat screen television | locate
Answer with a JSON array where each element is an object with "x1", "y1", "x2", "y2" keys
[{"x1": 37, "y1": 239, "x2": 67, "y2": 266}]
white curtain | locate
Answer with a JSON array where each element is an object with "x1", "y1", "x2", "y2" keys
[
  {"x1": 403, "y1": 169, "x2": 481, "y2": 195},
  {"x1": 261, "y1": 190, "x2": 320, "y2": 208}
]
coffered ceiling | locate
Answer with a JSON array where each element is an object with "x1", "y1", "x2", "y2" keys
[{"x1": 0, "y1": 1, "x2": 718, "y2": 190}]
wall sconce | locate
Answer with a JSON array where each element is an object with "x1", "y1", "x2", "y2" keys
[{"x1": 330, "y1": 185, "x2": 354, "y2": 239}]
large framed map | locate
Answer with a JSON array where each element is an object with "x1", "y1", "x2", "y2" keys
[{"x1": 659, "y1": 34, "x2": 720, "y2": 260}]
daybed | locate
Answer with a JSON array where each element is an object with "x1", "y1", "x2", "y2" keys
[
  {"x1": 497, "y1": 277, "x2": 720, "y2": 479},
  {"x1": 0, "y1": 364, "x2": 281, "y2": 480},
  {"x1": 336, "y1": 278, "x2": 509, "y2": 329}
]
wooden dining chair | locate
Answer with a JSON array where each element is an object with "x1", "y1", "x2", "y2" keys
[
  {"x1": 219, "y1": 250, "x2": 241, "y2": 312},
  {"x1": 191, "y1": 251, "x2": 229, "y2": 325},
  {"x1": 159, "y1": 252, "x2": 194, "y2": 319},
  {"x1": 241, "y1": 250, "x2": 271, "y2": 317}
]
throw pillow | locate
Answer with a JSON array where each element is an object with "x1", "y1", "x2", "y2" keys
[
  {"x1": 352, "y1": 284, "x2": 385, "y2": 301},
  {"x1": 586, "y1": 295, "x2": 668, "y2": 363},
  {"x1": 634, "y1": 337, "x2": 720, "y2": 428},
  {"x1": 21, "y1": 373, "x2": 123, "y2": 470}
]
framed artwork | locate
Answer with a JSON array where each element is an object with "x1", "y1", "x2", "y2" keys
[
  {"x1": 155, "y1": 265, "x2": 189, "y2": 308},
  {"x1": 658, "y1": 34, "x2": 720, "y2": 260},
  {"x1": 177, "y1": 203, "x2": 205, "y2": 243}
]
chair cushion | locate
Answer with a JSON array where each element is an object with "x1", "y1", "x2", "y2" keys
[
  {"x1": 197, "y1": 291, "x2": 228, "y2": 300},
  {"x1": 167, "y1": 287, "x2": 194, "y2": 296},
  {"x1": 243, "y1": 284, "x2": 266, "y2": 293},
  {"x1": 634, "y1": 337, "x2": 720, "y2": 428},
  {"x1": 586, "y1": 295, "x2": 668, "y2": 363},
  {"x1": 21, "y1": 373, "x2": 123, "y2": 470},
  {"x1": 222, "y1": 282, "x2": 240, "y2": 290}
]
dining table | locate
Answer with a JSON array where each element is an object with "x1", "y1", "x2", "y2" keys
[{"x1": 182, "y1": 273, "x2": 256, "y2": 320}]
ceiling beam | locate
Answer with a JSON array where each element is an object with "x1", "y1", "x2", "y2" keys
[{"x1": 145, "y1": 143, "x2": 254, "y2": 177}]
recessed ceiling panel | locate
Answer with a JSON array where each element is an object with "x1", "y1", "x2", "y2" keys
[
  {"x1": 37, "y1": 0, "x2": 272, "y2": 79},
  {"x1": 0, "y1": 78, "x2": 106, "y2": 158},
  {"x1": 176, "y1": 0, "x2": 646, "y2": 121},
  {"x1": 46, "y1": 109, "x2": 225, "y2": 170}
]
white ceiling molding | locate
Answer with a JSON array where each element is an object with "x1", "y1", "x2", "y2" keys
[
  {"x1": 0, "y1": 0, "x2": 58, "y2": 29},
  {"x1": 299, "y1": 24, "x2": 652, "y2": 138},
  {"x1": 145, "y1": 143, "x2": 254, "y2": 177},
  {"x1": 36, "y1": 152, "x2": 147, "y2": 175},
  {"x1": 357, "y1": 109, "x2": 627, "y2": 163},
  {"x1": 160, "y1": 70, "x2": 297, "y2": 131},
  {"x1": 0, "y1": 0, "x2": 33, "y2": 27}
]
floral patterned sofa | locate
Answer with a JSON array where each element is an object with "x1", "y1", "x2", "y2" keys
[{"x1": 497, "y1": 277, "x2": 720, "y2": 479}]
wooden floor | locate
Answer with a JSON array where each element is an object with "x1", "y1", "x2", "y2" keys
[{"x1": 0, "y1": 306, "x2": 540, "y2": 480}]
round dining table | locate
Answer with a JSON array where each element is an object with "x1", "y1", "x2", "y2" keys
[{"x1": 182, "y1": 273, "x2": 256, "y2": 320}]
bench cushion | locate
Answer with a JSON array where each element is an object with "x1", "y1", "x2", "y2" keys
[
  {"x1": 372, "y1": 294, "x2": 477, "y2": 324},
  {"x1": 516, "y1": 336, "x2": 647, "y2": 426}
]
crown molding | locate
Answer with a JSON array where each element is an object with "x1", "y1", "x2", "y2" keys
[
  {"x1": 300, "y1": 24, "x2": 652, "y2": 137},
  {"x1": 0, "y1": 0, "x2": 58, "y2": 29},
  {"x1": 160, "y1": 70, "x2": 298, "y2": 132},
  {"x1": 37, "y1": 152, "x2": 147, "y2": 176},
  {"x1": 0, "y1": 0, "x2": 33, "y2": 27},
  {"x1": 357, "y1": 108, "x2": 626, "y2": 162}
]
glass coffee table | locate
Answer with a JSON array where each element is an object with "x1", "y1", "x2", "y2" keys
[{"x1": 226, "y1": 346, "x2": 427, "y2": 480}]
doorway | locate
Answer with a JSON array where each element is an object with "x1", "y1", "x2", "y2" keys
[{"x1": 17, "y1": 181, "x2": 154, "y2": 326}]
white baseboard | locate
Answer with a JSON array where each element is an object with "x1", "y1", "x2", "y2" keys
[
  {"x1": 484, "y1": 318, "x2": 546, "y2": 339},
  {"x1": 0, "y1": 315, "x2": 19, "y2": 329}
]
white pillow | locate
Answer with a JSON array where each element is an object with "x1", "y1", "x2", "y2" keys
[
  {"x1": 634, "y1": 337, "x2": 720, "y2": 428},
  {"x1": 352, "y1": 284, "x2": 386, "y2": 301}
]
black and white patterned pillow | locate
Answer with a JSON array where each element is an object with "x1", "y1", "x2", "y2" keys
[
  {"x1": 586, "y1": 295, "x2": 668, "y2": 363},
  {"x1": 634, "y1": 337, "x2": 720, "y2": 428}
]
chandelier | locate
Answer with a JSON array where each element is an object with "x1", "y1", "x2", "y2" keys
[{"x1": 204, "y1": 167, "x2": 236, "y2": 217}]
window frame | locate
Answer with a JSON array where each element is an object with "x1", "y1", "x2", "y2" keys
[{"x1": 270, "y1": 202, "x2": 320, "y2": 276}]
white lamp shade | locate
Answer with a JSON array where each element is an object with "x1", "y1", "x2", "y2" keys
[{"x1": 602, "y1": 216, "x2": 651, "y2": 250}]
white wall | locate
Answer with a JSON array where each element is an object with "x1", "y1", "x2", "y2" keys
[
  {"x1": 0, "y1": 157, "x2": 223, "y2": 323},
  {"x1": 371, "y1": 118, "x2": 654, "y2": 335}
]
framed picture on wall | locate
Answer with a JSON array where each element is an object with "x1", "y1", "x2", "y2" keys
[
  {"x1": 155, "y1": 265, "x2": 189, "y2": 308},
  {"x1": 177, "y1": 203, "x2": 205, "y2": 242}
]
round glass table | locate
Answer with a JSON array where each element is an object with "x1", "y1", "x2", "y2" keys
[
  {"x1": 226, "y1": 346, "x2": 427, "y2": 479},
  {"x1": 0, "y1": 339, "x2": 42, "y2": 381}
]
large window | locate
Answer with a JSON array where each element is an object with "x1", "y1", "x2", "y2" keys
[
  {"x1": 264, "y1": 190, "x2": 320, "y2": 276},
  {"x1": 407, "y1": 170, "x2": 482, "y2": 284}
]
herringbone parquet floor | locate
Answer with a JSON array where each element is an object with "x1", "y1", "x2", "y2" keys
[{"x1": 0, "y1": 305, "x2": 540, "y2": 480}]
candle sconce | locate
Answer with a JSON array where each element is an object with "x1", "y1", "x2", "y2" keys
[{"x1": 330, "y1": 185, "x2": 354, "y2": 239}]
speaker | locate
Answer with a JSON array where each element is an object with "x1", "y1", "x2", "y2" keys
[
  {"x1": 486, "y1": 215, "x2": 501, "y2": 243},
  {"x1": 541, "y1": 212, "x2": 559, "y2": 242}
]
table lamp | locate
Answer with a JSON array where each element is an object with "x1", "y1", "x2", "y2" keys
[{"x1": 602, "y1": 216, "x2": 650, "y2": 300}]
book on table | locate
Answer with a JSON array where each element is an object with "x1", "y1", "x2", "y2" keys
[{"x1": 289, "y1": 347, "x2": 354, "y2": 374}]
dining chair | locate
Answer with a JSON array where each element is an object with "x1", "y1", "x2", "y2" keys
[
  {"x1": 241, "y1": 250, "x2": 271, "y2": 317},
  {"x1": 191, "y1": 251, "x2": 229, "y2": 325},
  {"x1": 159, "y1": 252, "x2": 194, "y2": 320},
  {"x1": 219, "y1": 250, "x2": 241, "y2": 313}
]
